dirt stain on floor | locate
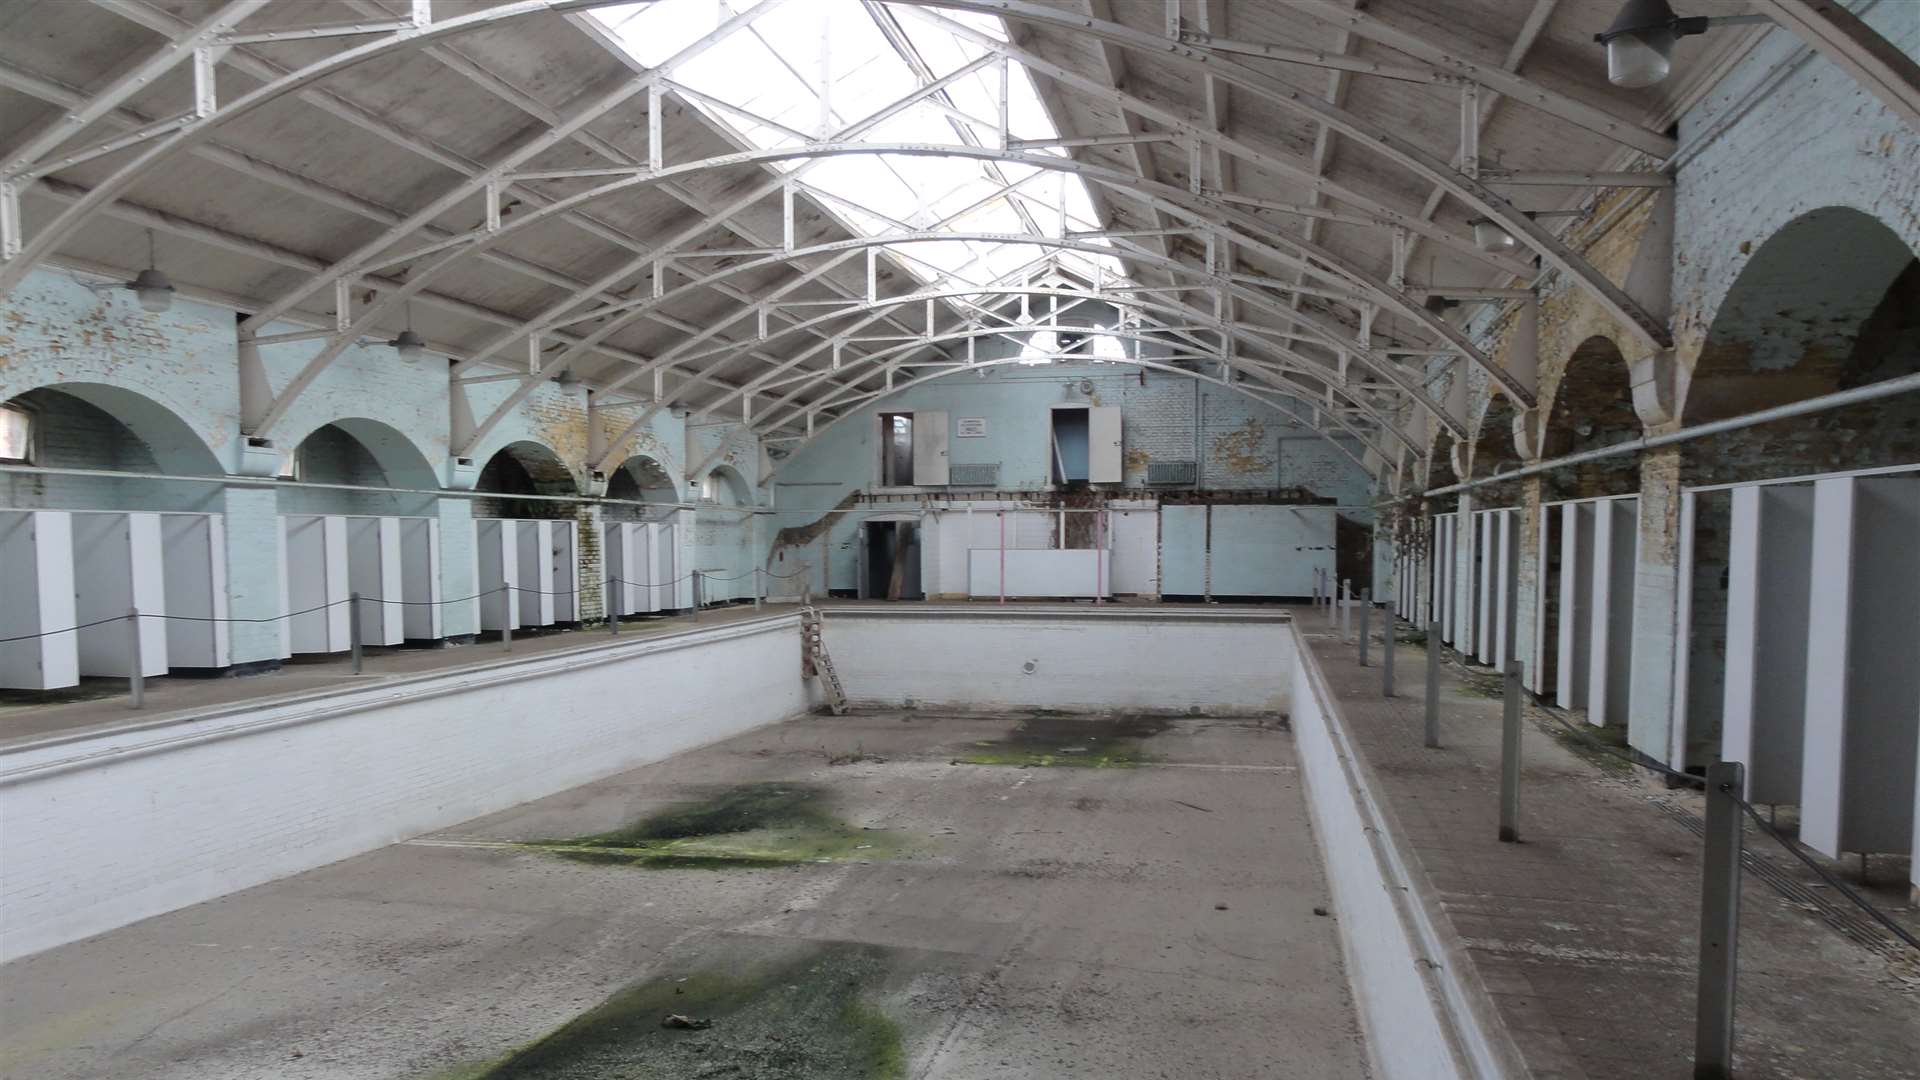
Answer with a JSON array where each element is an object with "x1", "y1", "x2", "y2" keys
[
  {"x1": 521, "y1": 783, "x2": 907, "y2": 869},
  {"x1": 953, "y1": 713, "x2": 1172, "y2": 769},
  {"x1": 440, "y1": 943, "x2": 906, "y2": 1079}
]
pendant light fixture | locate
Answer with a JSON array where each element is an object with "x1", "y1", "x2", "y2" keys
[
  {"x1": 79, "y1": 228, "x2": 176, "y2": 312},
  {"x1": 1595, "y1": 0, "x2": 1772, "y2": 89},
  {"x1": 387, "y1": 301, "x2": 425, "y2": 363}
]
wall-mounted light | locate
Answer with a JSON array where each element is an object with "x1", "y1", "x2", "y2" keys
[{"x1": 1595, "y1": 0, "x2": 1771, "y2": 89}]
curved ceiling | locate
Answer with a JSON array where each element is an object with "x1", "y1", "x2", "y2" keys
[{"x1": 0, "y1": 0, "x2": 1772, "y2": 468}]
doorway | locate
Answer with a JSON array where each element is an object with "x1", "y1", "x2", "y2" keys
[{"x1": 859, "y1": 520, "x2": 923, "y2": 600}]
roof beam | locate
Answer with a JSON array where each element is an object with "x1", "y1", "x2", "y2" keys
[{"x1": 1280, "y1": 0, "x2": 1676, "y2": 158}]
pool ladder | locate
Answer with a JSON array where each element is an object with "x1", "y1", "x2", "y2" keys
[{"x1": 800, "y1": 606, "x2": 848, "y2": 715}]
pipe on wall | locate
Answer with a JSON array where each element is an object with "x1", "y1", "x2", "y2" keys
[{"x1": 1423, "y1": 371, "x2": 1920, "y2": 499}]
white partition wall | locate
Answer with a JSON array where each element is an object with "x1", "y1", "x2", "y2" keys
[
  {"x1": 548, "y1": 520, "x2": 579, "y2": 623},
  {"x1": 346, "y1": 516, "x2": 405, "y2": 647},
  {"x1": 651, "y1": 519, "x2": 681, "y2": 612},
  {"x1": 1718, "y1": 484, "x2": 1815, "y2": 804},
  {"x1": 1475, "y1": 512, "x2": 1494, "y2": 663},
  {"x1": 1208, "y1": 505, "x2": 1334, "y2": 597},
  {"x1": 160, "y1": 514, "x2": 230, "y2": 669},
  {"x1": 0, "y1": 510, "x2": 79, "y2": 689},
  {"x1": 1106, "y1": 506, "x2": 1159, "y2": 597},
  {"x1": 72, "y1": 512, "x2": 168, "y2": 677},
  {"x1": 1555, "y1": 501, "x2": 1595, "y2": 709},
  {"x1": 1492, "y1": 509, "x2": 1517, "y2": 673},
  {"x1": 398, "y1": 518, "x2": 443, "y2": 641},
  {"x1": 1436, "y1": 513, "x2": 1453, "y2": 644},
  {"x1": 283, "y1": 515, "x2": 350, "y2": 655},
  {"x1": 476, "y1": 518, "x2": 520, "y2": 631},
  {"x1": 969, "y1": 549, "x2": 1111, "y2": 599},
  {"x1": 603, "y1": 522, "x2": 652, "y2": 616},
  {"x1": 513, "y1": 520, "x2": 557, "y2": 627},
  {"x1": 1800, "y1": 476, "x2": 1920, "y2": 860},
  {"x1": 1586, "y1": 498, "x2": 1638, "y2": 728}
]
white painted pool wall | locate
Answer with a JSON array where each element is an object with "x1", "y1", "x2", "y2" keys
[
  {"x1": 0, "y1": 614, "x2": 807, "y2": 964},
  {"x1": 820, "y1": 608, "x2": 1292, "y2": 715},
  {"x1": 1287, "y1": 621, "x2": 1515, "y2": 1080}
]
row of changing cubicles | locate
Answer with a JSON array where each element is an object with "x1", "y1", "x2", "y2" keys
[
  {"x1": 0, "y1": 511, "x2": 691, "y2": 691},
  {"x1": 1392, "y1": 468, "x2": 1920, "y2": 874}
]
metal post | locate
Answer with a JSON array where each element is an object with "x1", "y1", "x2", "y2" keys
[
  {"x1": 126, "y1": 606, "x2": 144, "y2": 710},
  {"x1": 1424, "y1": 620, "x2": 1441, "y2": 747},
  {"x1": 1383, "y1": 598, "x2": 1396, "y2": 697},
  {"x1": 1312, "y1": 567, "x2": 1321, "y2": 607},
  {"x1": 1358, "y1": 588, "x2": 1371, "y2": 666},
  {"x1": 1499, "y1": 659, "x2": 1523, "y2": 842},
  {"x1": 1326, "y1": 572, "x2": 1336, "y2": 628},
  {"x1": 755, "y1": 566, "x2": 765, "y2": 611},
  {"x1": 692, "y1": 570, "x2": 702, "y2": 621},
  {"x1": 1340, "y1": 579, "x2": 1352, "y2": 641},
  {"x1": 349, "y1": 591, "x2": 364, "y2": 674},
  {"x1": 1694, "y1": 760, "x2": 1745, "y2": 1080}
]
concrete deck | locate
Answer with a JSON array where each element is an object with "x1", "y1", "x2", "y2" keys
[
  {"x1": 0, "y1": 708, "x2": 1367, "y2": 1079},
  {"x1": 1295, "y1": 608, "x2": 1920, "y2": 1080},
  {"x1": 0, "y1": 602, "x2": 789, "y2": 749}
]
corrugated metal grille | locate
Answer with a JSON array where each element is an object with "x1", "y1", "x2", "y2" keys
[
  {"x1": 1147, "y1": 461, "x2": 1197, "y2": 485},
  {"x1": 948, "y1": 463, "x2": 999, "y2": 486}
]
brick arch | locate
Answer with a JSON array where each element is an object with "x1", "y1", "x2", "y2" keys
[
  {"x1": 1470, "y1": 391, "x2": 1524, "y2": 482},
  {"x1": 1536, "y1": 334, "x2": 1642, "y2": 500},
  {"x1": 698, "y1": 464, "x2": 750, "y2": 507},
  {"x1": 1687, "y1": 206, "x2": 1920, "y2": 425},
  {"x1": 4, "y1": 381, "x2": 222, "y2": 477},
  {"x1": 477, "y1": 439, "x2": 579, "y2": 519},
  {"x1": 604, "y1": 453, "x2": 679, "y2": 523},
  {"x1": 289, "y1": 416, "x2": 440, "y2": 491}
]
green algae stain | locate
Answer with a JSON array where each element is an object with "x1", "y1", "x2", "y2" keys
[
  {"x1": 522, "y1": 783, "x2": 907, "y2": 870},
  {"x1": 460, "y1": 944, "x2": 907, "y2": 1079},
  {"x1": 954, "y1": 713, "x2": 1170, "y2": 769}
]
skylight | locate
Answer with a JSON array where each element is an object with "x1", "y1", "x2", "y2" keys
[{"x1": 590, "y1": 0, "x2": 1126, "y2": 292}]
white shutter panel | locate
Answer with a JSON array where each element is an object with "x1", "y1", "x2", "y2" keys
[{"x1": 912, "y1": 410, "x2": 950, "y2": 485}]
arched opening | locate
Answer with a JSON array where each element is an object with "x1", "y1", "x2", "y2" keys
[
  {"x1": 278, "y1": 418, "x2": 440, "y2": 517},
  {"x1": 1540, "y1": 335, "x2": 1641, "y2": 501},
  {"x1": 1676, "y1": 207, "x2": 1920, "y2": 768},
  {"x1": 1, "y1": 382, "x2": 223, "y2": 513},
  {"x1": 693, "y1": 465, "x2": 753, "y2": 605},
  {"x1": 1470, "y1": 390, "x2": 1526, "y2": 504},
  {"x1": 474, "y1": 440, "x2": 579, "y2": 521},
  {"x1": 603, "y1": 454, "x2": 679, "y2": 524}
]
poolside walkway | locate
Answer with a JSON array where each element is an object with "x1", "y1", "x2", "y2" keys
[{"x1": 1294, "y1": 606, "x2": 1919, "y2": 1080}]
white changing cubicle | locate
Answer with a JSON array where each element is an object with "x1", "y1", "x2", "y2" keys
[
  {"x1": 0, "y1": 510, "x2": 79, "y2": 689},
  {"x1": 1, "y1": 510, "x2": 230, "y2": 687},
  {"x1": 283, "y1": 514, "x2": 441, "y2": 654},
  {"x1": 603, "y1": 520, "x2": 684, "y2": 615},
  {"x1": 476, "y1": 518, "x2": 581, "y2": 629}
]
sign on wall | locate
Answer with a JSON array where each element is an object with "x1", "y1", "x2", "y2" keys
[{"x1": 956, "y1": 417, "x2": 988, "y2": 438}]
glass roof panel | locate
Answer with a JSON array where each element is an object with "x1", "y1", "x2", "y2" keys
[{"x1": 590, "y1": 0, "x2": 1128, "y2": 293}]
